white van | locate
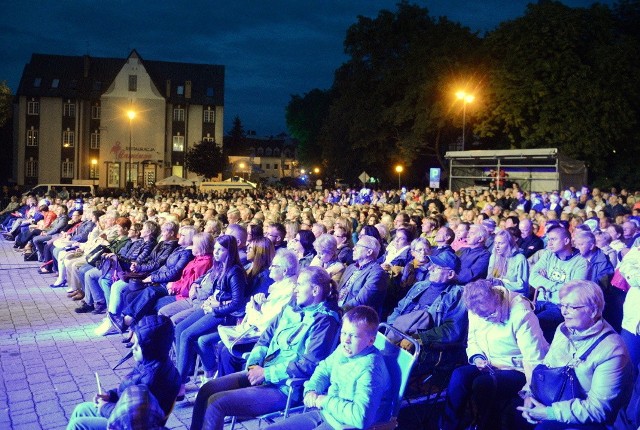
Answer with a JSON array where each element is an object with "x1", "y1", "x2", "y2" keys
[
  {"x1": 199, "y1": 178, "x2": 257, "y2": 194},
  {"x1": 23, "y1": 184, "x2": 95, "y2": 197}
]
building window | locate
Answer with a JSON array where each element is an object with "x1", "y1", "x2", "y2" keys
[
  {"x1": 64, "y1": 102, "x2": 76, "y2": 117},
  {"x1": 26, "y1": 128, "x2": 39, "y2": 147},
  {"x1": 203, "y1": 109, "x2": 215, "y2": 123},
  {"x1": 27, "y1": 101, "x2": 39, "y2": 115},
  {"x1": 63, "y1": 130, "x2": 75, "y2": 148},
  {"x1": 177, "y1": 85, "x2": 184, "y2": 95},
  {"x1": 90, "y1": 131, "x2": 100, "y2": 149},
  {"x1": 202, "y1": 135, "x2": 215, "y2": 143},
  {"x1": 284, "y1": 164, "x2": 289, "y2": 170},
  {"x1": 129, "y1": 75, "x2": 137, "y2": 91},
  {"x1": 34, "y1": 78, "x2": 42, "y2": 88},
  {"x1": 51, "y1": 79, "x2": 59, "y2": 88},
  {"x1": 172, "y1": 135, "x2": 184, "y2": 152},
  {"x1": 26, "y1": 159, "x2": 38, "y2": 177},
  {"x1": 274, "y1": 163, "x2": 279, "y2": 170},
  {"x1": 61, "y1": 160, "x2": 74, "y2": 179},
  {"x1": 92, "y1": 105, "x2": 101, "y2": 119},
  {"x1": 173, "y1": 108, "x2": 185, "y2": 122},
  {"x1": 266, "y1": 164, "x2": 271, "y2": 170}
]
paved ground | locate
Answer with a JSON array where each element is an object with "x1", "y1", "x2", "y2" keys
[{"x1": 0, "y1": 237, "x2": 264, "y2": 430}]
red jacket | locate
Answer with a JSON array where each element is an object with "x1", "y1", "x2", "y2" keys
[{"x1": 169, "y1": 254, "x2": 214, "y2": 300}]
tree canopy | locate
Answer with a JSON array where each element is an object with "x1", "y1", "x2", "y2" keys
[
  {"x1": 0, "y1": 81, "x2": 11, "y2": 128},
  {"x1": 184, "y1": 140, "x2": 226, "y2": 180},
  {"x1": 285, "y1": 0, "x2": 640, "y2": 188}
]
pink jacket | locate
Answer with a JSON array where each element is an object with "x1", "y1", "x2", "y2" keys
[{"x1": 169, "y1": 254, "x2": 213, "y2": 300}]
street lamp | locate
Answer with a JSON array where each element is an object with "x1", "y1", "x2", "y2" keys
[
  {"x1": 91, "y1": 159, "x2": 98, "y2": 190},
  {"x1": 239, "y1": 162, "x2": 246, "y2": 180},
  {"x1": 455, "y1": 91, "x2": 475, "y2": 150},
  {"x1": 395, "y1": 165, "x2": 403, "y2": 189},
  {"x1": 127, "y1": 110, "x2": 136, "y2": 190}
]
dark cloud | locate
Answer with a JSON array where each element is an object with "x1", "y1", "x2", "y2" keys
[{"x1": 1, "y1": 0, "x2": 616, "y2": 135}]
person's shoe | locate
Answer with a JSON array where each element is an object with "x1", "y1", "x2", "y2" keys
[
  {"x1": 107, "y1": 312, "x2": 126, "y2": 334},
  {"x1": 74, "y1": 301, "x2": 94, "y2": 313},
  {"x1": 94, "y1": 318, "x2": 118, "y2": 336},
  {"x1": 67, "y1": 289, "x2": 80, "y2": 297},
  {"x1": 71, "y1": 291, "x2": 85, "y2": 301},
  {"x1": 49, "y1": 281, "x2": 67, "y2": 289},
  {"x1": 92, "y1": 302, "x2": 107, "y2": 314}
]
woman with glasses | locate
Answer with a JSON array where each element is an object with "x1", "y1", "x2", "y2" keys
[
  {"x1": 190, "y1": 266, "x2": 341, "y2": 430},
  {"x1": 333, "y1": 224, "x2": 354, "y2": 266},
  {"x1": 518, "y1": 280, "x2": 633, "y2": 429},
  {"x1": 442, "y1": 279, "x2": 548, "y2": 430}
]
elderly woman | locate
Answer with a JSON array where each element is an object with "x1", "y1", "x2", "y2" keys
[
  {"x1": 309, "y1": 233, "x2": 345, "y2": 283},
  {"x1": 518, "y1": 280, "x2": 633, "y2": 429},
  {"x1": 442, "y1": 279, "x2": 548, "y2": 430},
  {"x1": 486, "y1": 229, "x2": 530, "y2": 296}
]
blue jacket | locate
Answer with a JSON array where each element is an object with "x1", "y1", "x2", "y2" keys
[
  {"x1": 305, "y1": 344, "x2": 391, "y2": 429},
  {"x1": 194, "y1": 264, "x2": 248, "y2": 317},
  {"x1": 150, "y1": 246, "x2": 194, "y2": 285},
  {"x1": 457, "y1": 246, "x2": 490, "y2": 284},
  {"x1": 337, "y1": 261, "x2": 389, "y2": 316},
  {"x1": 247, "y1": 301, "x2": 341, "y2": 399},
  {"x1": 70, "y1": 220, "x2": 96, "y2": 242},
  {"x1": 587, "y1": 248, "x2": 614, "y2": 290}
]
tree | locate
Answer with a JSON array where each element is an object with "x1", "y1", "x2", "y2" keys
[
  {"x1": 316, "y1": 1, "x2": 481, "y2": 182},
  {"x1": 475, "y1": 0, "x2": 640, "y2": 187},
  {"x1": 0, "y1": 81, "x2": 11, "y2": 128},
  {"x1": 228, "y1": 116, "x2": 245, "y2": 152},
  {"x1": 184, "y1": 140, "x2": 226, "y2": 180},
  {"x1": 285, "y1": 88, "x2": 332, "y2": 167}
]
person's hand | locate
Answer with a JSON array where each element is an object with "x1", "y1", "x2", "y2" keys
[
  {"x1": 142, "y1": 276, "x2": 152, "y2": 283},
  {"x1": 473, "y1": 356, "x2": 491, "y2": 371},
  {"x1": 166, "y1": 282, "x2": 175, "y2": 295},
  {"x1": 253, "y1": 293, "x2": 267, "y2": 306},
  {"x1": 314, "y1": 394, "x2": 327, "y2": 409},
  {"x1": 189, "y1": 283, "x2": 198, "y2": 300},
  {"x1": 517, "y1": 396, "x2": 548, "y2": 424},
  {"x1": 304, "y1": 391, "x2": 318, "y2": 408},
  {"x1": 381, "y1": 263, "x2": 392, "y2": 272},
  {"x1": 399, "y1": 339, "x2": 415, "y2": 353},
  {"x1": 94, "y1": 392, "x2": 110, "y2": 412},
  {"x1": 130, "y1": 262, "x2": 138, "y2": 272},
  {"x1": 247, "y1": 366, "x2": 265, "y2": 386}
]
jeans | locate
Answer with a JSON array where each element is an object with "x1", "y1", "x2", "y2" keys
[
  {"x1": 190, "y1": 371, "x2": 287, "y2": 430},
  {"x1": 535, "y1": 301, "x2": 563, "y2": 343},
  {"x1": 158, "y1": 298, "x2": 196, "y2": 324},
  {"x1": 622, "y1": 329, "x2": 640, "y2": 373},
  {"x1": 441, "y1": 365, "x2": 525, "y2": 430},
  {"x1": 108, "y1": 280, "x2": 129, "y2": 314},
  {"x1": 84, "y1": 267, "x2": 105, "y2": 305},
  {"x1": 264, "y1": 410, "x2": 333, "y2": 430},
  {"x1": 66, "y1": 401, "x2": 109, "y2": 430},
  {"x1": 122, "y1": 285, "x2": 168, "y2": 322},
  {"x1": 198, "y1": 332, "x2": 222, "y2": 373},
  {"x1": 175, "y1": 309, "x2": 230, "y2": 382},
  {"x1": 33, "y1": 234, "x2": 53, "y2": 261}
]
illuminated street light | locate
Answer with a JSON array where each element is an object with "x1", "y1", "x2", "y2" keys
[
  {"x1": 395, "y1": 165, "x2": 403, "y2": 189},
  {"x1": 455, "y1": 91, "x2": 475, "y2": 151},
  {"x1": 126, "y1": 110, "x2": 136, "y2": 190},
  {"x1": 313, "y1": 167, "x2": 320, "y2": 174},
  {"x1": 91, "y1": 158, "x2": 98, "y2": 189},
  {"x1": 239, "y1": 162, "x2": 246, "y2": 180}
]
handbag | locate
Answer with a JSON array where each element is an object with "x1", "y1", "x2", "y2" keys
[
  {"x1": 85, "y1": 244, "x2": 110, "y2": 267},
  {"x1": 611, "y1": 268, "x2": 631, "y2": 292},
  {"x1": 219, "y1": 324, "x2": 261, "y2": 357},
  {"x1": 388, "y1": 309, "x2": 432, "y2": 343},
  {"x1": 531, "y1": 331, "x2": 614, "y2": 405}
]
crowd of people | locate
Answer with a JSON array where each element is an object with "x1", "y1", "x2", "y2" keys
[{"x1": 4, "y1": 182, "x2": 640, "y2": 429}]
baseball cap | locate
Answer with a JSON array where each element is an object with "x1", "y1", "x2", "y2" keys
[{"x1": 429, "y1": 250, "x2": 460, "y2": 272}]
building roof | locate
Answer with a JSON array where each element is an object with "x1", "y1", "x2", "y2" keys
[{"x1": 16, "y1": 50, "x2": 224, "y2": 105}]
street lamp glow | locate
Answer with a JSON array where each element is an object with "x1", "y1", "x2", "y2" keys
[
  {"x1": 127, "y1": 110, "x2": 136, "y2": 120},
  {"x1": 395, "y1": 165, "x2": 403, "y2": 189},
  {"x1": 455, "y1": 91, "x2": 475, "y2": 150},
  {"x1": 239, "y1": 162, "x2": 246, "y2": 169},
  {"x1": 313, "y1": 167, "x2": 320, "y2": 174},
  {"x1": 300, "y1": 169, "x2": 306, "y2": 175}
]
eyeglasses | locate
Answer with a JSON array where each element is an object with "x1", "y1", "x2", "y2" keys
[{"x1": 559, "y1": 303, "x2": 588, "y2": 312}]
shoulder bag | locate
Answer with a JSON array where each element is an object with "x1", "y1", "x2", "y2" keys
[{"x1": 531, "y1": 331, "x2": 614, "y2": 406}]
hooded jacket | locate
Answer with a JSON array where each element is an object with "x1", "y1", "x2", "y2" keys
[{"x1": 100, "y1": 315, "x2": 180, "y2": 421}]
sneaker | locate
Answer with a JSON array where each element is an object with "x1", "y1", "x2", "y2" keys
[
  {"x1": 75, "y1": 301, "x2": 94, "y2": 313},
  {"x1": 94, "y1": 318, "x2": 118, "y2": 336}
]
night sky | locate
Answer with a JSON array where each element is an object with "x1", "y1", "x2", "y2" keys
[{"x1": 1, "y1": 0, "x2": 616, "y2": 136}]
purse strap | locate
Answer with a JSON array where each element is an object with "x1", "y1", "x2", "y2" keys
[{"x1": 578, "y1": 330, "x2": 614, "y2": 362}]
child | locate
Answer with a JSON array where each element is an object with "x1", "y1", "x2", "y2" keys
[
  {"x1": 265, "y1": 305, "x2": 391, "y2": 430},
  {"x1": 66, "y1": 315, "x2": 180, "y2": 430}
]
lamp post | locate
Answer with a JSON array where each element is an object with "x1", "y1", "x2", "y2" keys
[
  {"x1": 91, "y1": 158, "x2": 97, "y2": 190},
  {"x1": 395, "y1": 165, "x2": 403, "y2": 189},
  {"x1": 455, "y1": 91, "x2": 475, "y2": 150},
  {"x1": 127, "y1": 110, "x2": 136, "y2": 190}
]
